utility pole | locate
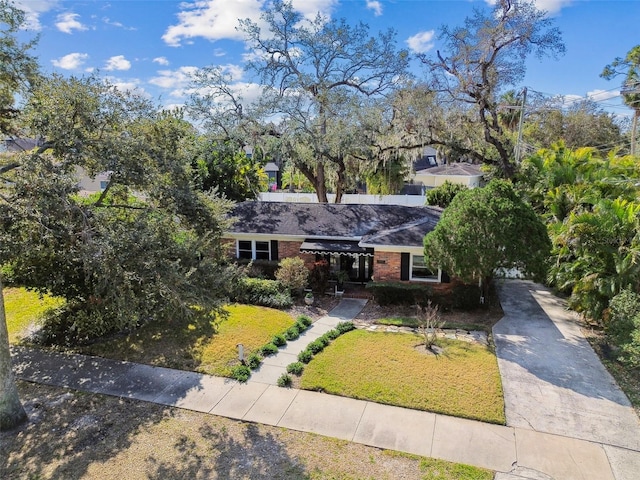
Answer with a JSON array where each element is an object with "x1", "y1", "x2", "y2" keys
[
  {"x1": 515, "y1": 87, "x2": 527, "y2": 164},
  {"x1": 620, "y1": 84, "x2": 640, "y2": 156}
]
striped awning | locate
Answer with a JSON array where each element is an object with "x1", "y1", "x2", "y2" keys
[{"x1": 300, "y1": 239, "x2": 373, "y2": 257}]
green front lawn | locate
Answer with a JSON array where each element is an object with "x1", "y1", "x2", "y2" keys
[
  {"x1": 300, "y1": 330, "x2": 505, "y2": 424},
  {"x1": 80, "y1": 304, "x2": 296, "y2": 377},
  {"x1": 3, "y1": 287, "x2": 64, "y2": 343}
]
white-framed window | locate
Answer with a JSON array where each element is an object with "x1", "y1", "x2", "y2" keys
[
  {"x1": 410, "y1": 255, "x2": 440, "y2": 282},
  {"x1": 237, "y1": 240, "x2": 271, "y2": 260}
]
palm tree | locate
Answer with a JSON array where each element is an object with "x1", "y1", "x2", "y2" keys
[{"x1": 602, "y1": 45, "x2": 640, "y2": 156}]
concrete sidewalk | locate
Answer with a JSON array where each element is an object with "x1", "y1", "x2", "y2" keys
[
  {"x1": 11, "y1": 344, "x2": 617, "y2": 479},
  {"x1": 10, "y1": 293, "x2": 639, "y2": 479},
  {"x1": 249, "y1": 298, "x2": 367, "y2": 385}
]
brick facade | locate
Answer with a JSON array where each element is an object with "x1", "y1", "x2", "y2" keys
[
  {"x1": 372, "y1": 251, "x2": 402, "y2": 282},
  {"x1": 278, "y1": 240, "x2": 316, "y2": 269}
]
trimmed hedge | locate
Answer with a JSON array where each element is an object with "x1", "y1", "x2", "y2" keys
[
  {"x1": 365, "y1": 282, "x2": 433, "y2": 306},
  {"x1": 234, "y1": 277, "x2": 293, "y2": 308}
]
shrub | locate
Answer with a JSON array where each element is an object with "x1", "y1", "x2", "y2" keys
[
  {"x1": 234, "y1": 277, "x2": 293, "y2": 308},
  {"x1": 275, "y1": 257, "x2": 309, "y2": 294},
  {"x1": 607, "y1": 289, "x2": 640, "y2": 367},
  {"x1": 326, "y1": 328, "x2": 340, "y2": 340},
  {"x1": 271, "y1": 333, "x2": 287, "y2": 347},
  {"x1": 318, "y1": 334, "x2": 331, "y2": 346},
  {"x1": 237, "y1": 259, "x2": 280, "y2": 279},
  {"x1": 336, "y1": 321, "x2": 355, "y2": 334},
  {"x1": 286, "y1": 362, "x2": 305, "y2": 375},
  {"x1": 246, "y1": 352, "x2": 262, "y2": 370},
  {"x1": 277, "y1": 373, "x2": 292, "y2": 387},
  {"x1": 309, "y1": 259, "x2": 330, "y2": 293},
  {"x1": 297, "y1": 315, "x2": 313, "y2": 327},
  {"x1": 307, "y1": 339, "x2": 326, "y2": 355},
  {"x1": 260, "y1": 343, "x2": 279, "y2": 356},
  {"x1": 284, "y1": 325, "x2": 300, "y2": 341},
  {"x1": 426, "y1": 180, "x2": 468, "y2": 208},
  {"x1": 296, "y1": 319, "x2": 309, "y2": 331},
  {"x1": 366, "y1": 282, "x2": 433, "y2": 306},
  {"x1": 451, "y1": 284, "x2": 483, "y2": 311},
  {"x1": 231, "y1": 365, "x2": 251, "y2": 382},
  {"x1": 298, "y1": 349, "x2": 313, "y2": 363}
]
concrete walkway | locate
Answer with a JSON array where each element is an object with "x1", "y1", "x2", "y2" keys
[
  {"x1": 249, "y1": 298, "x2": 368, "y2": 385},
  {"x1": 494, "y1": 280, "x2": 640, "y2": 480},
  {"x1": 9, "y1": 292, "x2": 640, "y2": 479}
]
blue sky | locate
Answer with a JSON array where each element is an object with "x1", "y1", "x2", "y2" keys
[{"x1": 14, "y1": 0, "x2": 640, "y2": 118}]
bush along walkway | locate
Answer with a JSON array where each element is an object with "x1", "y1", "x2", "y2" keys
[{"x1": 247, "y1": 298, "x2": 368, "y2": 386}]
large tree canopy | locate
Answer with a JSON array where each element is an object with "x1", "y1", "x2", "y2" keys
[
  {"x1": 423, "y1": 179, "x2": 550, "y2": 299},
  {"x1": 418, "y1": 0, "x2": 564, "y2": 177},
  {"x1": 235, "y1": 0, "x2": 410, "y2": 202},
  {"x1": 0, "y1": 75, "x2": 235, "y2": 345}
]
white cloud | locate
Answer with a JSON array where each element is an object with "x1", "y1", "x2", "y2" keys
[
  {"x1": 290, "y1": 0, "x2": 337, "y2": 20},
  {"x1": 162, "y1": 0, "x2": 338, "y2": 47},
  {"x1": 104, "y1": 55, "x2": 131, "y2": 71},
  {"x1": 14, "y1": 0, "x2": 58, "y2": 31},
  {"x1": 56, "y1": 12, "x2": 88, "y2": 34},
  {"x1": 406, "y1": 30, "x2": 435, "y2": 54},
  {"x1": 104, "y1": 77, "x2": 150, "y2": 97},
  {"x1": 52, "y1": 52, "x2": 89, "y2": 70},
  {"x1": 366, "y1": 0, "x2": 382, "y2": 16},
  {"x1": 153, "y1": 57, "x2": 170, "y2": 66},
  {"x1": 587, "y1": 89, "x2": 620, "y2": 102},
  {"x1": 162, "y1": 0, "x2": 264, "y2": 47},
  {"x1": 485, "y1": 0, "x2": 572, "y2": 15},
  {"x1": 149, "y1": 66, "x2": 200, "y2": 97}
]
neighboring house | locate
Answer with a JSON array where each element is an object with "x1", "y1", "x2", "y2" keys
[
  {"x1": 413, "y1": 163, "x2": 485, "y2": 189},
  {"x1": 75, "y1": 166, "x2": 111, "y2": 194},
  {"x1": 225, "y1": 201, "x2": 449, "y2": 285}
]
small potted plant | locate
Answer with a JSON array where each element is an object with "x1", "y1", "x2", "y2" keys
[
  {"x1": 336, "y1": 270, "x2": 349, "y2": 290},
  {"x1": 304, "y1": 291, "x2": 314, "y2": 305}
]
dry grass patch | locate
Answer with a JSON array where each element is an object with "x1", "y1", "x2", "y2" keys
[
  {"x1": 80, "y1": 304, "x2": 295, "y2": 377},
  {"x1": 3, "y1": 287, "x2": 64, "y2": 343},
  {"x1": 300, "y1": 330, "x2": 505, "y2": 424},
  {"x1": 1, "y1": 382, "x2": 493, "y2": 480}
]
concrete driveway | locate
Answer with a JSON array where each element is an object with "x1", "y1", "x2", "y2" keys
[{"x1": 494, "y1": 280, "x2": 640, "y2": 478}]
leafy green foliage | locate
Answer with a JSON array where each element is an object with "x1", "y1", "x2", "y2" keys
[
  {"x1": 260, "y1": 343, "x2": 279, "y2": 356},
  {"x1": 0, "y1": 75, "x2": 236, "y2": 344},
  {"x1": 297, "y1": 315, "x2": 313, "y2": 328},
  {"x1": 519, "y1": 144, "x2": 640, "y2": 320},
  {"x1": 246, "y1": 352, "x2": 262, "y2": 370},
  {"x1": 607, "y1": 290, "x2": 640, "y2": 367},
  {"x1": 284, "y1": 325, "x2": 300, "y2": 341},
  {"x1": 326, "y1": 329, "x2": 341, "y2": 340},
  {"x1": 277, "y1": 373, "x2": 292, "y2": 387},
  {"x1": 424, "y1": 180, "x2": 551, "y2": 297},
  {"x1": 231, "y1": 365, "x2": 251, "y2": 382},
  {"x1": 426, "y1": 181, "x2": 468, "y2": 208},
  {"x1": 271, "y1": 333, "x2": 287, "y2": 347},
  {"x1": 192, "y1": 139, "x2": 266, "y2": 201},
  {"x1": 335, "y1": 321, "x2": 356, "y2": 334},
  {"x1": 297, "y1": 348, "x2": 313, "y2": 364},
  {"x1": 234, "y1": 277, "x2": 293, "y2": 308},
  {"x1": 366, "y1": 282, "x2": 434, "y2": 306},
  {"x1": 286, "y1": 362, "x2": 305, "y2": 375},
  {"x1": 275, "y1": 257, "x2": 309, "y2": 294},
  {"x1": 307, "y1": 339, "x2": 326, "y2": 355}
]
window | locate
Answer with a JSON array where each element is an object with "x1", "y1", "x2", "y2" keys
[
  {"x1": 237, "y1": 240, "x2": 271, "y2": 260},
  {"x1": 411, "y1": 255, "x2": 440, "y2": 282}
]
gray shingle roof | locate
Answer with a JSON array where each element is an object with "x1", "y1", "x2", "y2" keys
[{"x1": 228, "y1": 202, "x2": 442, "y2": 247}]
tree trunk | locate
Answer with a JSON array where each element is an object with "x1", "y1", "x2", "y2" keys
[
  {"x1": 632, "y1": 109, "x2": 638, "y2": 157},
  {"x1": 315, "y1": 161, "x2": 328, "y2": 203},
  {"x1": 0, "y1": 277, "x2": 28, "y2": 431}
]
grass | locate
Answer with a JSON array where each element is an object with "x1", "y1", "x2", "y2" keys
[
  {"x1": 2, "y1": 381, "x2": 494, "y2": 480},
  {"x1": 79, "y1": 304, "x2": 296, "y2": 377},
  {"x1": 2, "y1": 287, "x2": 64, "y2": 343},
  {"x1": 300, "y1": 330, "x2": 505, "y2": 424}
]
